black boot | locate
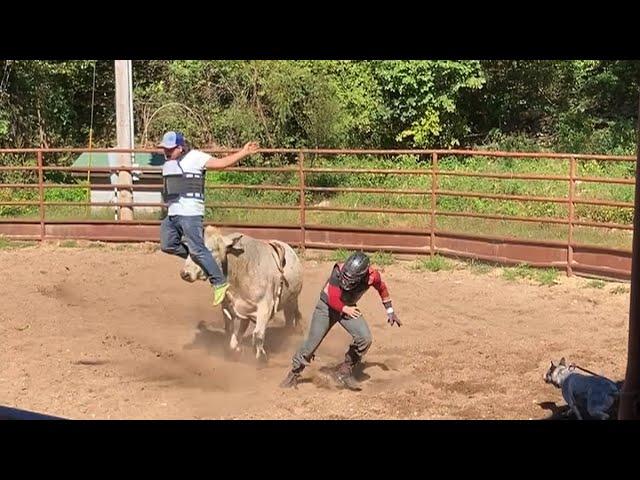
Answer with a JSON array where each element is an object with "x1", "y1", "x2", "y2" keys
[
  {"x1": 279, "y1": 369, "x2": 301, "y2": 388},
  {"x1": 332, "y1": 362, "x2": 361, "y2": 391}
]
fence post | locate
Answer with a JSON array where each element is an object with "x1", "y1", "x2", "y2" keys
[
  {"x1": 298, "y1": 151, "x2": 306, "y2": 254},
  {"x1": 567, "y1": 156, "x2": 576, "y2": 276},
  {"x1": 37, "y1": 150, "x2": 45, "y2": 241},
  {"x1": 430, "y1": 153, "x2": 438, "y2": 257},
  {"x1": 619, "y1": 94, "x2": 640, "y2": 419}
]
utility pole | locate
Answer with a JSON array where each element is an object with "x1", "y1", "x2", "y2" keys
[{"x1": 114, "y1": 60, "x2": 134, "y2": 221}]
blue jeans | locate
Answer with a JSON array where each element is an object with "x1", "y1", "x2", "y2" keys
[{"x1": 160, "y1": 215, "x2": 226, "y2": 286}]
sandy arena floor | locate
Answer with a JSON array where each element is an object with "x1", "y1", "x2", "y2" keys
[{"x1": 0, "y1": 242, "x2": 630, "y2": 419}]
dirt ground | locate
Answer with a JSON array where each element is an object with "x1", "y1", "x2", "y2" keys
[{"x1": 0, "y1": 242, "x2": 630, "y2": 419}]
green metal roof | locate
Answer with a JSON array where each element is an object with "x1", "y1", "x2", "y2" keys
[{"x1": 72, "y1": 152, "x2": 165, "y2": 168}]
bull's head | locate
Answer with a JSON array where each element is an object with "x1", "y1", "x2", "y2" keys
[{"x1": 180, "y1": 226, "x2": 244, "y2": 282}]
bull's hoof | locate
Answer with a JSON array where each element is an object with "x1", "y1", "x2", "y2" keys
[
  {"x1": 255, "y1": 350, "x2": 268, "y2": 366},
  {"x1": 226, "y1": 347, "x2": 243, "y2": 362}
]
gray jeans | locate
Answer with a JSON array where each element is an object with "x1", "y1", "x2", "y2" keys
[
  {"x1": 292, "y1": 299, "x2": 373, "y2": 372},
  {"x1": 160, "y1": 215, "x2": 226, "y2": 286}
]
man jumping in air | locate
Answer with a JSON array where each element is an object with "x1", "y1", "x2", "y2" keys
[{"x1": 158, "y1": 131, "x2": 259, "y2": 305}]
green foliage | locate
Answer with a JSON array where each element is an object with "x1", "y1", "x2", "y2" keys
[
  {"x1": 610, "y1": 285, "x2": 629, "y2": 295},
  {"x1": 411, "y1": 255, "x2": 454, "y2": 272},
  {"x1": 370, "y1": 251, "x2": 395, "y2": 266},
  {"x1": 586, "y1": 280, "x2": 606, "y2": 289},
  {"x1": 1, "y1": 60, "x2": 638, "y2": 254},
  {"x1": 328, "y1": 248, "x2": 351, "y2": 262},
  {"x1": 0, "y1": 236, "x2": 35, "y2": 249},
  {"x1": 2, "y1": 60, "x2": 637, "y2": 153},
  {"x1": 502, "y1": 264, "x2": 560, "y2": 286},
  {"x1": 373, "y1": 60, "x2": 485, "y2": 148}
]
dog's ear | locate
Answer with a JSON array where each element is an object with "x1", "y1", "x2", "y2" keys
[
  {"x1": 550, "y1": 360, "x2": 556, "y2": 368},
  {"x1": 559, "y1": 357, "x2": 566, "y2": 366}
]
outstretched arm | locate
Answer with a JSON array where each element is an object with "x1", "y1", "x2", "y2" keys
[
  {"x1": 205, "y1": 141, "x2": 259, "y2": 170},
  {"x1": 369, "y1": 269, "x2": 401, "y2": 327}
]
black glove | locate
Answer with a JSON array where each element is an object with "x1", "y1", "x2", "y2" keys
[{"x1": 387, "y1": 311, "x2": 401, "y2": 327}]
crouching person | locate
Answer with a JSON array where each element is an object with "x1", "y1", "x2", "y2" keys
[{"x1": 280, "y1": 252, "x2": 401, "y2": 390}]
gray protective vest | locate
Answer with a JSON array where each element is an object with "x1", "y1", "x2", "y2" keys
[{"x1": 162, "y1": 157, "x2": 205, "y2": 203}]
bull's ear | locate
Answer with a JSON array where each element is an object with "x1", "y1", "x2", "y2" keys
[{"x1": 223, "y1": 233, "x2": 244, "y2": 251}]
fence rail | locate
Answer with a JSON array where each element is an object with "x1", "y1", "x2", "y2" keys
[{"x1": 0, "y1": 147, "x2": 635, "y2": 280}]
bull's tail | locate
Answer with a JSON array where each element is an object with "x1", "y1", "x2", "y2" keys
[
  {"x1": 268, "y1": 241, "x2": 287, "y2": 275},
  {"x1": 268, "y1": 241, "x2": 289, "y2": 316}
]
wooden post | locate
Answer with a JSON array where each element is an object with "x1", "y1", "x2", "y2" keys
[{"x1": 114, "y1": 60, "x2": 134, "y2": 221}]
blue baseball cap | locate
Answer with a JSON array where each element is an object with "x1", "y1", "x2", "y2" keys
[{"x1": 158, "y1": 131, "x2": 185, "y2": 148}]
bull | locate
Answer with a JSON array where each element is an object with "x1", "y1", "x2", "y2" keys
[{"x1": 180, "y1": 227, "x2": 304, "y2": 362}]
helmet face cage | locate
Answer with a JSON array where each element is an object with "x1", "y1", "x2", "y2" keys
[{"x1": 339, "y1": 252, "x2": 370, "y2": 291}]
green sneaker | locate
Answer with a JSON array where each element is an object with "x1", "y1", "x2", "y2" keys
[{"x1": 212, "y1": 282, "x2": 230, "y2": 306}]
